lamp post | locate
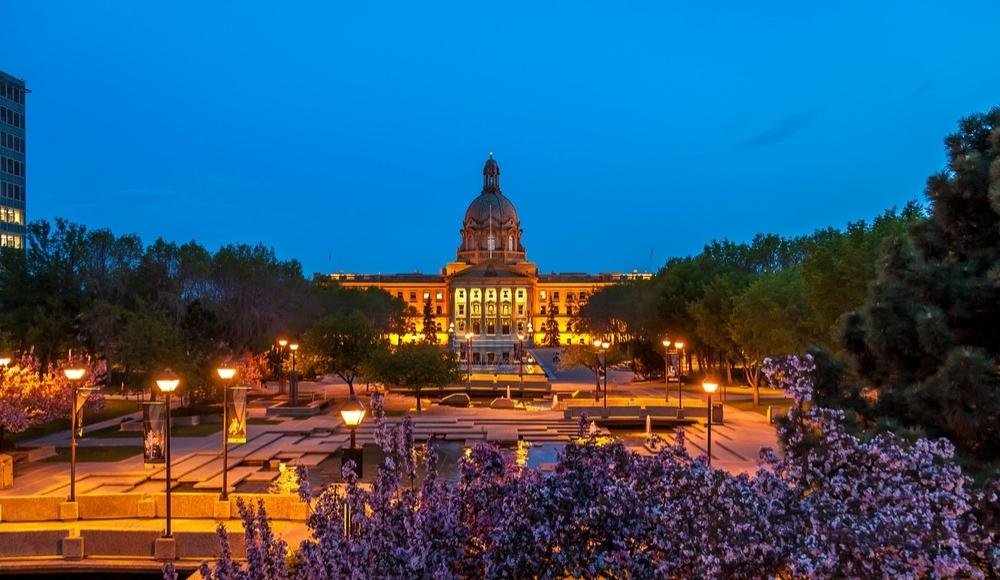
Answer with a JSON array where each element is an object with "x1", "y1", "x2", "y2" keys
[
  {"x1": 675, "y1": 341, "x2": 685, "y2": 412},
  {"x1": 63, "y1": 364, "x2": 87, "y2": 503},
  {"x1": 662, "y1": 338, "x2": 671, "y2": 402},
  {"x1": 600, "y1": 341, "x2": 610, "y2": 409},
  {"x1": 340, "y1": 395, "x2": 366, "y2": 478},
  {"x1": 340, "y1": 395, "x2": 366, "y2": 539},
  {"x1": 276, "y1": 339, "x2": 288, "y2": 395},
  {"x1": 448, "y1": 322, "x2": 455, "y2": 348},
  {"x1": 516, "y1": 331, "x2": 525, "y2": 389},
  {"x1": 289, "y1": 343, "x2": 299, "y2": 406},
  {"x1": 156, "y1": 369, "x2": 180, "y2": 538},
  {"x1": 702, "y1": 381, "x2": 718, "y2": 466},
  {"x1": 216, "y1": 363, "x2": 236, "y2": 501},
  {"x1": 592, "y1": 339, "x2": 602, "y2": 402},
  {"x1": 465, "y1": 331, "x2": 474, "y2": 385}
]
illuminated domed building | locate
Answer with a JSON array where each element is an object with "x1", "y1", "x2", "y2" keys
[{"x1": 330, "y1": 155, "x2": 649, "y2": 367}]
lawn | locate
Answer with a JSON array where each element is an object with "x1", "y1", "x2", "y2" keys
[
  {"x1": 44, "y1": 445, "x2": 142, "y2": 462},
  {"x1": 86, "y1": 422, "x2": 223, "y2": 439},
  {"x1": 726, "y1": 397, "x2": 793, "y2": 417},
  {"x1": 6, "y1": 399, "x2": 140, "y2": 447}
]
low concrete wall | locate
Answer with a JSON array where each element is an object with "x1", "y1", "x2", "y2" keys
[
  {"x1": 0, "y1": 495, "x2": 64, "y2": 522},
  {"x1": 0, "y1": 528, "x2": 68, "y2": 557},
  {"x1": 151, "y1": 493, "x2": 307, "y2": 521},
  {"x1": 82, "y1": 529, "x2": 162, "y2": 557},
  {"x1": 78, "y1": 493, "x2": 145, "y2": 519}
]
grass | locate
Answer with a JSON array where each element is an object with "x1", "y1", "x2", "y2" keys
[
  {"x1": 726, "y1": 397, "x2": 793, "y2": 417},
  {"x1": 85, "y1": 423, "x2": 222, "y2": 439},
  {"x1": 44, "y1": 445, "x2": 142, "y2": 462},
  {"x1": 6, "y1": 399, "x2": 140, "y2": 447}
]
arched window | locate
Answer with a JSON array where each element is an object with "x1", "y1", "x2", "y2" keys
[{"x1": 508, "y1": 234, "x2": 514, "y2": 250}]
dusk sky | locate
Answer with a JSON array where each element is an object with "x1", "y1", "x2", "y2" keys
[{"x1": 7, "y1": 1, "x2": 1000, "y2": 276}]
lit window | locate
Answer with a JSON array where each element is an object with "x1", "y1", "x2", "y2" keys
[
  {"x1": 539, "y1": 290, "x2": 547, "y2": 300},
  {"x1": 436, "y1": 291, "x2": 443, "y2": 300},
  {"x1": 423, "y1": 291, "x2": 430, "y2": 300}
]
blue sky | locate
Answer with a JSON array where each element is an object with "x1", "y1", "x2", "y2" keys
[{"x1": 6, "y1": 1, "x2": 999, "y2": 275}]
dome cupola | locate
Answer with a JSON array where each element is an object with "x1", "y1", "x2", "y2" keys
[{"x1": 458, "y1": 155, "x2": 525, "y2": 265}]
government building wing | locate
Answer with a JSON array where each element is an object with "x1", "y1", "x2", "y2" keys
[{"x1": 326, "y1": 156, "x2": 650, "y2": 366}]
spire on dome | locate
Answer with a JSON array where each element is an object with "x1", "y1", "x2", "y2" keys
[{"x1": 482, "y1": 154, "x2": 500, "y2": 193}]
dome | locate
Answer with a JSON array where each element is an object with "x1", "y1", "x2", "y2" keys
[
  {"x1": 463, "y1": 191, "x2": 518, "y2": 227},
  {"x1": 457, "y1": 155, "x2": 526, "y2": 265}
]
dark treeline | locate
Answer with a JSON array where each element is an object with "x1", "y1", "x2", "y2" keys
[
  {"x1": 577, "y1": 204, "x2": 923, "y2": 399},
  {"x1": 0, "y1": 219, "x2": 404, "y2": 397},
  {"x1": 579, "y1": 106, "x2": 1000, "y2": 470}
]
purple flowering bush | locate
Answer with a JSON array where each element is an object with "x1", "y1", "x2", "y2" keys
[{"x1": 194, "y1": 356, "x2": 998, "y2": 578}]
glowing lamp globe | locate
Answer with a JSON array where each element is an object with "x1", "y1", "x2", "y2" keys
[
  {"x1": 593, "y1": 339, "x2": 602, "y2": 347},
  {"x1": 0, "y1": 356, "x2": 11, "y2": 367},
  {"x1": 601, "y1": 341, "x2": 610, "y2": 350},
  {"x1": 662, "y1": 338, "x2": 670, "y2": 348},
  {"x1": 517, "y1": 332, "x2": 525, "y2": 341},
  {"x1": 465, "y1": 331, "x2": 474, "y2": 340},
  {"x1": 216, "y1": 365, "x2": 237, "y2": 381},
  {"x1": 289, "y1": 343, "x2": 299, "y2": 352},
  {"x1": 702, "y1": 381, "x2": 719, "y2": 394},
  {"x1": 674, "y1": 341, "x2": 685, "y2": 350},
  {"x1": 156, "y1": 368, "x2": 181, "y2": 393},
  {"x1": 340, "y1": 396, "x2": 366, "y2": 428},
  {"x1": 64, "y1": 367, "x2": 86, "y2": 381},
  {"x1": 278, "y1": 339, "x2": 288, "y2": 348}
]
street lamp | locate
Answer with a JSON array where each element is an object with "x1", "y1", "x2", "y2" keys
[
  {"x1": 593, "y1": 339, "x2": 602, "y2": 402},
  {"x1": 703, "y1": 381, "x2": 718, "y2": 467},
  {"x1": 289, "y1": 343, "x2": 300, "y2": 406},
  {"x1": 600, "y1": 341, "x2": 610, "y2": 409},
  {"x1": 465, "y1": 331, "x2": 474, "y2": 385},
  {"x1": 516, "y1": 331, "x2": 525, "y2": 391},
  {"x1": 662, "y1": 338, "x2": 671, "y2": 403},
  {"x1": 63, "y1": 364, "x2": 87, "y2": 503},
  {"x1": 276, "y1": 339, "x2": 288, "y2": 395},
  {"x1": 156, "y1": 368, "x2": 180, "y2": 538},
  {"x1": 340, "y1": 395, "x2": 366, "y2": 476},
  {"x1": 216, "y1": 363, "x2": 237, "y2": 501},
  {"x1": 448, "y1": 322, "x2": 455, "y2": 348},
  {"x1": 0, "y1": 356, "x2": 10, "y2": 368},
  {"x1": 675, "y1": 341, "x2": 685, "y2": 412}
]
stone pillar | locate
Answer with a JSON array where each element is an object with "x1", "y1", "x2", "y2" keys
[{"x1": 0, "y1": 454, "x2": 12, "y2": 490}]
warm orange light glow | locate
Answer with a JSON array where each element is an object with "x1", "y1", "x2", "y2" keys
[
  {"x1": 278, "y1": 339, "x2": 288, "y2": 348},
  {"x1": 156, "y1": 368, "x2": 181, "y2": 393},
  {"x1": 340, "y1": 396, "x2": 366, "y2": 427},
  {"x1": 601, "y1": 341, "x2": 610, "y2": 350},
  {"x1": 517, "y1": 332, "x2": 525, "y2": 341},
  {"x1": 216, "y1": 366, "x2": 237, "y2": 380},
  {"x1": 593, "y1": 339, "x2": 602, "y2": 347},
  {"x1": 702, "y1": 381, "x2": 718, "y2": 394},
  {"x1": 0, "y1": 356, "x2": 11, "y2": 367},
  {"x1": 289, "y1": 343, "x2": 299, "y2": 352},
  {"x1": 674, "y1": 341, "x2": 685, "y2": 350},
  {"x1": 63, "y1": 367, "x2": 86, "y2": 381},
  {"x1": 465, "y1": 332, "x2": 474, "y2": 340},
  {"x1": 662, "y1": 338, "x2": 670, "y2": 347}
]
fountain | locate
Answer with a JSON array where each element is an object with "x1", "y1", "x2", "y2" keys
[
  {"x1": 551, "y1": 393, "x2": 559, "y2": 409},
  {"x1": 506, "y1": 384, "x2": 512, "y2": 399},
  {"x1": 645, "y1": 414, "x2": 652, "y2": 436}
]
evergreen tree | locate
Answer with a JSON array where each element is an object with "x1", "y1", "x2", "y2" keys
[
  {"x1": 843, "y1": 107, "x2": 1000, "y2": 463},
  {"x1": 421, "y1": 298, "x2": 439, "y2": 344},
  {"x1": 543, "y1": 300, "x2": 560, "y2": 347}
]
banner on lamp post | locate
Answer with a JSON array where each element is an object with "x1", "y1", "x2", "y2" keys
[
  {"x1": 142, "y1": 401, "x2": 166, "y2": 465},
  {"x1": 75, "y1": 387, "x2": 95, "y2": 437},
  {"x1": 226, "y1": 387, "x2": 249, "y2": 444}
]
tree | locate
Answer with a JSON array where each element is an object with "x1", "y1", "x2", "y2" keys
[
  {"x1": 842, "y1": 107, "x2": 1000, "y2": 464},
  {"x1": 199, "y1": 355, "x2": 996, "y2": 578},
  {"x1": 0, "y1": 353, "x2": 106, "y2": 451},
  {"x1": 543, "y1": 300, "x2": 559, "y2": 347},
  {"x1": 421, "y1": 298, "x2": 439, "y2": 344},
  {"x1": 729, "y1": 269, "x2": 816, "y2": 403},
  {"x1": 559, "y1": 344, "x2": 627, "y2": 398},
  {"x1": 301, "y1": 313, "x2": 381, "y2": 396},
  {"x1": 366, "y1": 344, "x2": 460, "y2": 412}
]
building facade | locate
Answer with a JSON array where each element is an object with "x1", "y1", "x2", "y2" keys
[
  {"x1": 329, "y1": 156, "x2": 650, "y2": 366},
  {"x1": 0, "y1": 71, "x2": 27, "y2": 249}
]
